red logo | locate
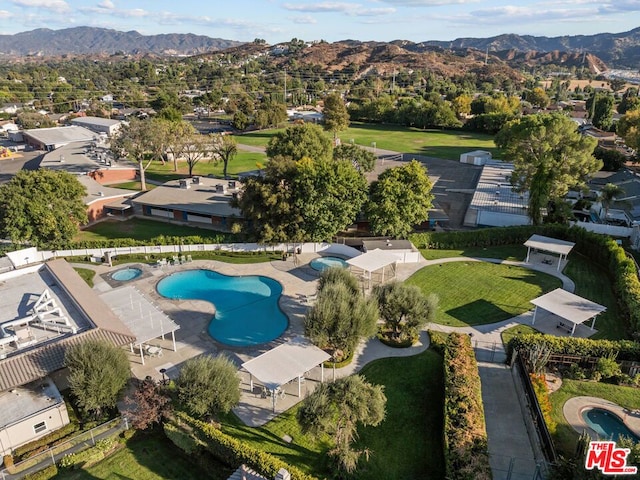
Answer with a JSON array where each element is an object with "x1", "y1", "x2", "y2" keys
[{"x1": 585, "y1": 441, "x2": 638, "y2": 475}]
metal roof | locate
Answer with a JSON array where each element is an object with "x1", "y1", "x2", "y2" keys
[
  {"x1": 468, "y1": 161, "x2": 530, "y2": 217},
  {"x1": 346, "y1": 249, "x2": 398, "y2": 272},
  {"x1": 524, "y1": 234, "x2": 575, "y2": 256},
  {"x1": 530, "y1": 288, "x2": 606, "y2": 325},
  {"x1": 23, "y1": 126, "x2": 96, "y2": 147},
  {"x1": 70, "y1": 116, "x2": 121, "y2": 128}
]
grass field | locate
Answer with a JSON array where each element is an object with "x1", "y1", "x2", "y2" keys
[
  {"x1": 76, "y1": 218, "x2": 230, "y2": 243},
  {"x1": 550, "y1": 380, "x2": 640, "y2": 455},
  {"x1": 73, "y1": 267, "x2": 95, "y2": 287},
  {"x1": 407, "y1": 262, "x2": 562, "y2": 327},
  {"x1": 234, "y1": 123, "x2": 501, "y2": 160},
  {"x1": 419, "y1": 245, "x2": 528, "y2": 261},
  {"x1": 104, "y1": 181, "x2": 155, "y2": 191}
]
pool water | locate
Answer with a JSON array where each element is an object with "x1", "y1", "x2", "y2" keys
[
  {"x1": 156, "y1": 269, "x2": 287, "y2": 347},
  {"x1": 582, "y1": 408, "x2": 640, "y2": 442},
  {"x1": 309, "y1": 256, "x2": 348, "y2": 272},
  {"x1": 111, "y1": 267, "x2": 142, "y2": 282}
]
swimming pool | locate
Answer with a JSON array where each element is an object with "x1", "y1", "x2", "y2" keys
[
  {"x1": 111, "y1": 267, "x2": 142, "y2": 282},
  {"x1": 156, "y1": 269, "x2": 287, "y2": 347},
  {"x1": 309, "y1": 256, "x2": 348, "y2": 272},
  {"x1": 582, "y1": 408, "x2": 640, "y2": 442}
]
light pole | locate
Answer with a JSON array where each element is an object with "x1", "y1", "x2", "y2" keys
[{"x1": 159, "y1": 368, "x2": 167, "y2": 385}]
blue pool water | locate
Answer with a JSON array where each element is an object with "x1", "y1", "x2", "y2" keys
[
  {"x1": 582, "y1": 408, "x2": 640, "y2": 442},
  {"x1": 156, "y1": 269, "x2": 287, "y2": 347},
  {"x1": 111, "y1": 267, "x2": 142, "y2": 282},
  {"x1": 309, "y1": 256, "x2": 348, "y2": 272}
]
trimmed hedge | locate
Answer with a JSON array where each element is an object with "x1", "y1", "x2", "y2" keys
[
  {"x1": 442, "y1": 333, "x2": 492, "y2": 480},
  {"x1": 68, "y1": 233, "x2": 235, "y2": 250},
  {"x1": 167, "y1": 412, "x2": 318, "y2": 480},
  {"x1": 23, "y1": 465, "x2": 58, "y2": 480},
  {"x1": 13, "y1": 422, "x2": 79, "y2": 460},
  {"x1": 506, "y1": 334, "x2": 640, "y2": 362},
  {"x1": 411, "y1": 224, "x2": 640, "y2": 334}
]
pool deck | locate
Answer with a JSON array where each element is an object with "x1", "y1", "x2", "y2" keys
[{"x1": 563, "y1": 396, "x2": 640, "y2": 440}]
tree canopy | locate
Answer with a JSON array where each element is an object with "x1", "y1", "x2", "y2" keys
[
  {"x1": 265, "y1": 123, "x2": 332, "y2": 162},
  {"x1": 297, "y1": 375, "x2": 386, "y2": 473},
  {"x1": 366, "y1": 160, "x2": 434, "y2": 237},
  {"x1": 322, "y1": 93, "x2": 350, "y2": 140},
  {"x1": 0, "y1": 169, "x2": 87, "y2": 248},
  {"x1": 210, "y1": 134, "x2": 237, "y2": 178},
  {"x1": 65, "y1": 339, "x2": 130, "y2": 418},
  {"x1": 618, "y1": 109, "x2": 640, "y2": 157},
  {"x1": 176, "y1": 355, "x2": 240, "y2": 417},
  {"x1": 333, "y1": 143, "x2": 376, "y2": 172},
  {"x1": 494, "y1": 113, "x2": 600, "y2": 225}
]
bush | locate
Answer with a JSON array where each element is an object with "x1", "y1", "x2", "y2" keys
[
  {"x1": 23, "y1": 465, "x2": 58, "y2": 480},
  {"x1": 13, "y1": 422, "x2": 79, "y2": 460},
  {"x1": 442, "y1": 333, "x2": 492, "y2": 480},
  {"x1": 564, "y1": 363, "x2": 587, "y2": 380},
  {"x1": 529, "y1": 373, "x2": 557, "y2": 434},
  {"x1": 427, "y1": 329, "x2": 449, "y2": 354},
  {"x1": 594, "y1": 356, "x2": 622, "y2": 381},
  {"x1": 3, "y1": 454, "x2": 14, "y2": 472}
]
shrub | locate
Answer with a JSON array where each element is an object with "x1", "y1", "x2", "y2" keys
[
  {"x1": 13, "y1": 422, "x2": 79, "y2": 460},
  {"x1": 23, "y1": 465, "x2": 58, "y2": 480},
  {"x1": 427, "y1": 329, "x2": 449, "y2": 354},
  {"x1": 3, "y1": 454, "x2": 14, "y2": 473},
  {"x1": 594, "y1": 356, "x2": 622, "y2": 381},
  {"x1": 442, "y1": 333, "x2": 492, "y2": 480},
  {"x1": 564, "y1": 363, "x2": 587, "y2": 380},
  {"x1": 529, "y1": 373, "x2": 557, "y2": 434}
]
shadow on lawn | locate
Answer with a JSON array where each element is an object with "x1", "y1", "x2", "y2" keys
[{"x1": 446, "y1": 299, "x2": 514, "y2": 325}]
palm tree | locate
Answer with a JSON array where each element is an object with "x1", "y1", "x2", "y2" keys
[{"x1": 599, "y1": 183, "x2": 624, "y2": 220}]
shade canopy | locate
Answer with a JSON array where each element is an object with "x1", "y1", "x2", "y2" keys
[
  {"x1": 524, "y1": 234, "x2": 575, "y2": 256},
  {"x1": 346, "y1": 249, "x2": 398, "y2": 273},
  {"x1": 241, "y1": 337, "x2": 330, "y2": 391},
  {"x1": 530, "y1": 288, "x2": 606, "y2": 325}
]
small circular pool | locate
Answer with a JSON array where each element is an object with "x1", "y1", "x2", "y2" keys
[
  {"x1": 111, "y1": 267, "x2": 142, "y2": 282},
  {"x1": 582, "y1": 408, "x2": 640, "y2": 442},
  {"x1": 156, "y1": 269, "x2": 287, "y2": 347},
  {"x1": 310, "y1": 256, "x2": 348, "y2": 272}
]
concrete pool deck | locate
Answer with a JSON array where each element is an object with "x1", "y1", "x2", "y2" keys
[{"x1": 563, "y1": 396, "x2": 640, "y2": 440}]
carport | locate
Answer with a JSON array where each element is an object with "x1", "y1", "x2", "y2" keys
[
  {"x1": 530, "y1": 288, "x2": 606, "y2": 336},
  {"x1": 242, "y1": 337, "x2": 331, "y2": 412},
  {"x1": 524, "y1": 234, "x2": 575, "y2": 271}
]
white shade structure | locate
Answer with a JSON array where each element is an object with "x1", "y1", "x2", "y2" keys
[
  {"x1": 530, "y1": 288, "x2": 606, "y2": 336},
  {"x1": 524, "y1": 234, "x2": 575, "y2": 271}
]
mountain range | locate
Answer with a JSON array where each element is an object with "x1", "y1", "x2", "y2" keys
[{"x1": 0, "y1": 26, "x2": 638, "y2": 69}]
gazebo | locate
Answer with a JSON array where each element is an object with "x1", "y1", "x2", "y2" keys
[
  {"x1": 530, "y1": 288, "x2": 606, "y2": 336},
  {"x1": 241, "y1": 337, "x2": 331, "y2": 412},
  {"x1": 346, "y1": 249, "x2": 398, "y2": 290},
  {"x1": 524, "y1": 234, "x2": 575, "y2": 271}
]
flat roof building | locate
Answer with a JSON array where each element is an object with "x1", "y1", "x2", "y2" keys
[
  {"x1": 70, "y1": 116, "x2": 122, "y2": 136},
  {"x1": 22, "y1": 126, "x2": 96, "y2": 151}
]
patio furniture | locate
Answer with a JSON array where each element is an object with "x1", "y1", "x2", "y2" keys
[{"x1": 145, "y1": 345, "x2": 163, "y2": 357}]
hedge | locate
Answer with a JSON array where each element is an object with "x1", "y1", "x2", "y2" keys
[
  {"x1": 506, "y1": 334, "x2": 640, "y2": 362},
  {"x1": 23, "y1": 465, "x2": 58, "y2": 480},
  {"x1": 410, "y1": 224, "x2": 640, "y2": 334},
  {"x1": 442, "y1": 333, "x2": 492, "y2": 480},
  {"x1": 167, "y1": 412, "x2": 318, "y2": 480},
  {"x1": 12, "y1": 422, "x2": 79, "y2": 460}
]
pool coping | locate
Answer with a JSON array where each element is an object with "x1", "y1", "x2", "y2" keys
[
  {"x1": 99, "y1": 263, "x2": 153, "y2": 288},
  {"x1": 563, "y1": 396, "x2": 640, "y2": 440}
]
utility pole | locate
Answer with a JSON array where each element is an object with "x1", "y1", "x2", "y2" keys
[
  {"x1": 284, "y1": 68, "x2": 287, "y2": 106},
  {"x1": 392, "y1": 70, "x2": 396, "y2": 92}
]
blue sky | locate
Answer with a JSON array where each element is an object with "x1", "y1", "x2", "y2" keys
[{"x1": 0, "y1": 0, "x2": 638, "y2": 43}]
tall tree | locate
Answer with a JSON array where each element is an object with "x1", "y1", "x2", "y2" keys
[
  {"x1": 527, "y1": 87, "x2": 550, "y2": 109},
  {"x1": 265, "y1": 123, "x2": 332, "y2": 162},
  {"x1": 125, "y1": 379, "x2": 171, "y2": 430},
  {"x1": 322, "y1": 93, "x2": 350, "y2": 142},
  {"x1": 111, "y1": 118, "x2": 155, "y2": 191},
  {"x1": 65, "y1": 340, "x2": 130, "y2": 418},
  {"x1": 617, "y1": 109, "x2": 640, "y2": 156},
  {"x1": 297, "y1": 375, "x2": 386, "y2": 474},
  {"x1": 176, "y1": 355, "x2": 240, "y2": 417},
  {"x1": 373, "y1": 281, "x2": 438, "y2": 342},
  {"x1": 617, "y1": 88, "x2": 640, "y2": 114},
  {"x1": 495, "y1": 113, "x2": 600, "y2": 225},
  {"x1": 592, "y1": 94, "x2": 615, "y2": 131},
  {"x1": 366, "y1": 160, "x2": 434, "y2": 237},
  {"x1": 183, "y1": 132, "x2": 211, "y2": 177},
  {"x1": 599, "y1": 183, "x2": 625, "y2": 220},
  {"x1": 0, "y1": 169, "x2": 87, "y2": 248},
  {"x1": 165, "y1": 120, "x2": 197, "y2": 172},
  {"x1": 333, "y1": 144, "x2": 376, "y2": 172},
  {"x1": 210, "y1": 134, "x2": 237, "y2": 178}
]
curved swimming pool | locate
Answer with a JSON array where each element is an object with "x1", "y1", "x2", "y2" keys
[
  {"x1": 582, "y1": 408, "x2": 640, "y2": 442},
  {"x1": 111, "y1": 267, "x2": 142, "y2": 282},
  {"x1": 156, "y1": 269, "x2": 287, "y2": 347},
  {"x1": 309, "y1": 256, "x2": 348, "y2": 272}
]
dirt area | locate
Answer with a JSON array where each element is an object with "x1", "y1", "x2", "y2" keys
[{"x1": 545, "y1": 372, "x2": 563, "y2": 393}]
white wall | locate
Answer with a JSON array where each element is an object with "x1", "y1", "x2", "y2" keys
[
  {"x1": 572, "y1": 221, "x2": 633, "y2": 237},
  {"x1": 477, "y1": 211, "x2": 531, "y2": 227}
]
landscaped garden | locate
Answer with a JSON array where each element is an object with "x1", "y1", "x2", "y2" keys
[{"x1": 407, "y1": 261, "x2": 562, "y2": 327}]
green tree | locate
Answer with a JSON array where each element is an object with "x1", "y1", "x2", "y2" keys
[
  {"x1": 305, "y1": 269, "x2": 378, "y2": 361},
  {"x1": 265, "y1": 123, "x2": 332, "y2": 162},
  {"x1": 210, "y1": 134, "x2": 237, "y2": 178},
  {"x1": 452, "y1": 94, "x2": 472, "y2": 118},
  {"x1": 322, "y1": 93, "x2": 350, "y2": 141},
  {"x1": 527, "y1": 87, "x2": 550, "y2": 109},
  {"x1": 183, "y1": 132, "x2": 211, "y2": 177},
  {"x1": 333, "y1": 143, "x2": 376, "y2": 172},
  {"x1": 599, "y1": 183, "x2": 625, "y2": 219},
  {"x1": 0, "y1": 169, "x2": 87, "y2": 248},
  {"x1": 366, "y1": 160, "x2": 434, "y2": 237},
  {"x1": 495, "y1": 113, "x2": 600, "y2": 225},
  {"x1": 373, "y1": 281, "x2": 438, "y2": 342},
  {"x1": 297, "y1": 375, "x2": 386, "y2": 474},
  {"x1": 617, "y1": 109, "x2": 640, "y2": 155},
  {"x1": 111, "y1": 118, "x2": 156, "y2": 191},
  {"x1": 165, "y1": 120, "x2": 197, "y2": 172},
  {"x1": 16, "y1": 112, "x2": 55, "y2": 129},
  {"x1": 592, "y1": 95, "x2": 615, "y2": 130},
  {"x1": 65, "y1": 340, "x2": 130, "y2": 418},
  {"x1": 176, "y1": 355, "x2": 240, "y2": 417},
  {"x1": 617, "y1": 88, "x2": 640, "y2": 114}
]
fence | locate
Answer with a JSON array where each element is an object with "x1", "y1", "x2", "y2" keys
[
  {"x1": 0, "y1": 417, "x2": 128, "y2": 479},
  {"x1": 512, "y1": 351, "x2": 557, "y2": 464},
  {"x1": 490, "y1": 454, "x2": 549, "y2": 480},
  {"x1": 546, "y1": 354, "x2": 640, "y2": 377}
]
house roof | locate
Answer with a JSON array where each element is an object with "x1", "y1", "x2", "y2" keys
[
  {"x1": 468, "y1": 161, "x2": 530, "y2": 218},
  {"x1": 77, "y1": 175, "x2": 133, "y2": 205},
  {"x1": 0, "y1": 377, "x2": 64, "y2": 429},
  {"x1": 132, "y1": 178, "x2": 242, "y2": 218},
  {"x1": 362, "y1": 239, "x2": 414, "y2": 251},
  {"x1": 530, "y1": 288, "x2": 606, "y2": 325}
]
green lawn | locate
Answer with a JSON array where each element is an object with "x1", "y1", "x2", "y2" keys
[
  {"x1": 76, "y1": 218, "x2": 231, "y2": 243},
  {"x1": 564, "y1": 253, "x2": 626, "y2": 340},
  {"x1": 407, "y1": 262, "x2": 562, "y2": 327},
  {"x1": 73, "y1": 267, "x2": 95, "y2": 288},
  {"x1": 220, "y1": 349, "x2": 444, "y2": 479},
  {"x1": 500, "y1": 324, "x2": 539, "y2": 347},
  {"x1": 104, "y1": 181, "x2": 155, "y2": 191},
  {"x1": 550, "y1": 380, "x2": 640, "y2": 455},
  {"x1": 419, "y1": 245, "x2": 528, "y2": 261},
  {"x1": 55, "y1": 430, "x2": 228, "y2": 480},
  {"x1": 234, "y1": 123, "x2": 500, "y2": 160}
]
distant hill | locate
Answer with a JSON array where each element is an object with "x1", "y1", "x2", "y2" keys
[
  {"x1": 422, "y1": 27, "x2": 640, "y2": 69},
  {"x1": 0, "y1": 27, "x2": 243, "y2": 57}
]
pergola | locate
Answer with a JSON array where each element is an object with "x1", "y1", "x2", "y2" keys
[
  {"x1": 346, "y1": 249, "x2": 398, "y2": 290},
  {"x1": 242, "y1": 337, "x2": 331, "y2": 412},
  {"x1": 100, "y1": 286, "x2": 180, "y2": 365},
  {"x1": 524, "y1": 234, "x2": 575, "y2": 271},
  {"x1": 530, "y1": 288, "x2": 606, "y2": 336}
]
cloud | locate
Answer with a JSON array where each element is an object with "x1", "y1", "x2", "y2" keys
[
  {"x1": 282, "y1": 2, "x2": 395, "y2": 16},
  {"x1": 10, "y1": 0, "x2": 69, "y2": 13},
  {"x1": 378, "y1": 0, "x2": 476, "y2": 5},
  {"x1": 97, "y1": 0, "x2": 115, "y2": 9},
  {"x1": 0, "y1": 10, "x2": 14, "y2": 19},
  {"x1": 289, "y1": 15, "x2": 318, "y2": 24}
]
